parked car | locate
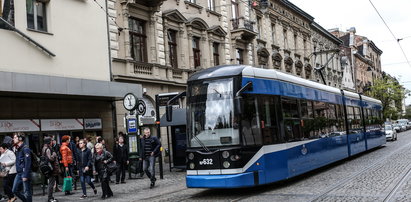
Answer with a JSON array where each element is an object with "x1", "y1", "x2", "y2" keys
[{"x1": 385, "y1": 125, "x2": 397, "y2": 141}]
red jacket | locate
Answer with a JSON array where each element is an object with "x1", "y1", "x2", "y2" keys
[{"x1": 60, "y1": 142, "x2": 73, "y2": 167}]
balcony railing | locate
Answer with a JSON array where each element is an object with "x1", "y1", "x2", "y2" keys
[
  {"x1": 231, "y1": 18, "x2": 254, "y2": 32},
  {"x1": 133, "y1": 62, "x2": 153, "y2": 75}
]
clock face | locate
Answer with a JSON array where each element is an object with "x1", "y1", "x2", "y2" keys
[{"x1": 123, "y1": 93, "x2": 137, "y2": 111}]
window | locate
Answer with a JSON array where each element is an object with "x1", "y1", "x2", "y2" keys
[
  {"x1": 129, "y1": 18, "x2": 147, "y2": 62},
  {"x1": 26, "y1": 0, "x2": 47, "y2": 31},
  {"x1": 282, "y1": 97, "x2": 299, "y2": 118},
  {"x1": 212, "y1": 42, "x2": 220, "y2": 66},
  {"x1": 236, "y1": 48, "x2": 244, "y2": 64},
  {"x1": 282, "y1": 97, "x2": 301, "y2": 141},
  {"x1": 168, "y1": 30, "x2": 178, "y2": 68},
  {"x1": 192, "y1": 36, "x2": 201, "y2": 68},
  {"x1": 208, "y1": 0, "x2": 215, "y2": 11},
  {"x1": 271, "y1": 24, "x2": 276, "y2": 44},
  {"x1": 241, "y1": 96, "x2": 262, "y2": 146},
  {"x1": 294, "y1": 34, "x2": 298, "y2": 51},
  {"x1": 231, "y1": 0, "x2": 239, "y2": 19},
  {"x1": 257, "y1": 17, "x2": 262, "y2": 39},
  {"x1": 283, "y1": 29, "x2": 288, "y2": 49},
  {"x1": 257, "y1": 96, "x2": 282, "y2": 144}
]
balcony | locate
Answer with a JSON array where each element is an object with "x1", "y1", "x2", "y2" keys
[
  {"x1": 122, "y1": 0, "x2": 165, "y2": 8},
  {"x1": 112, "y1": 59, "x2": 192, "y2": 86},
  {"x1": 231, "y1": 18, "x2": 257, "y2": 41}
]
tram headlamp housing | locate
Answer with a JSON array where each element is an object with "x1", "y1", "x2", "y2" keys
[
  {"x1": 189, "y1": 163, "x2": 195, "y2": 169},
  {"x1": 222, "y1": 151, "x2": 230, "y2": 158},
  {"x1": 188, "y1": 153, "x2": 194, "y2": 160},
  {"x1": 223, "y1": 161, "x2": 230, "y2": 168},
  {"x1": 230, "y1": 154, "x2": 241, "y2": 161}
]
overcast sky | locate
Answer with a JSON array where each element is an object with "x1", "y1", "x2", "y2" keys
[{"x1": 290, "y1": 0, "x2": 411, "y2": 105}]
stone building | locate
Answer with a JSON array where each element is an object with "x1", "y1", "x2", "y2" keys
[
  {"x1": 107, "y1": 0, "x2": 346, "y2": 163},
  {"x1": 0, "y1": 0, "x2": 141, "y2": 153},
  {"x1": 330, "y1": 27, "x2": 383, "y2": 93}
]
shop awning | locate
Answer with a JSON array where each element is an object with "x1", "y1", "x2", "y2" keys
[{"x1": 160, "y1": 108, "x2": 186, "y2": 127}]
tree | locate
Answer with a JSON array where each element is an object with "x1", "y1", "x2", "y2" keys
[{"x1": 367, "y1": 74, "x2": 407, "y2": 120}]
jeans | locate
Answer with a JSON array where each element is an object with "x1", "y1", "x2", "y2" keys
[
  {"x1": 143, "y1": 156, "x2": 156, "y2": 182},
  {"x1": 47, "y1": 175, "x2": 57, "y2": 199},
  {"x1": 3, "y1": 173, "x2": 16, "y2": 199},
  {"x1": 116, "y1": 162, "x2": 127, "y2": 183},
  {"x1": 12, "y1": 173, "x2": 32, "y2": 202},
  {"x1": 80, "y1": 170, "x2": 95, "y2": 196}
]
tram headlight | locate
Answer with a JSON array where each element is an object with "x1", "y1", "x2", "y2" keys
[
  {"x1": 189, "y1": 163, "x2": 195, "y2": 169},
  {"x1": 188, "y1": 153, "x2": 194, "y2": 160},
  {"x1": 222, "y1": 151, "x2": 230, "y2": 158},
  {"x1": 230, "y1": 155, "x2": 241, "y2": 161},
  {"x1": 223, "y1": 161, "x2": 230, "y2": 168}
]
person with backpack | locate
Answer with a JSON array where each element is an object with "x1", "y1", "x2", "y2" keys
[
  {"x1": 76, "y1": 139, "x2": 97, "y2": 199},
  {"x1": 51, "y1": 138, "x2": 62, "y2": 192},
  {"x1": 41, "y1": 136, "x2": 60, "y2": 202},
  {"x1": 0, "y1": 142, "x2": 17, "y2": 202},
  {"x1": 60, "y1": 135, "x2": 74, "y2": 196},
  {"x1": 12, "y1": 132, "x2": 32, "y2": 202}
]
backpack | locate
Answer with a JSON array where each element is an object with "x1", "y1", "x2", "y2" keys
[
  {"x1": 23, "y1": 145, "x2": 40, "y2": 172},
  {"x1": 39, "y1": 148, "x2": 54, "y2": 176}
]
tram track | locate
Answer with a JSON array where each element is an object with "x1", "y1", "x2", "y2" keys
[{"x1": 309, "y1": 138, "x2": 411, "y2": 202}]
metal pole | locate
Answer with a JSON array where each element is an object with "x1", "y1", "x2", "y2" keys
[
  {"x1": 167, "y1": 126, "x2": 172, "y2": 172},
  {"x1": 155, "y1": 95, "x2": 164, "y2": 179}
]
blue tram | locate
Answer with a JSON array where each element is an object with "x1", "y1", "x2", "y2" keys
[{"x1": 175, "y1": 65, "x2": 384, "y2": 188}]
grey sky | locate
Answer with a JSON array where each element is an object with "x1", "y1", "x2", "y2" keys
[{"x1": 290, "y1": 0, "x2": 411, "y2": 105}]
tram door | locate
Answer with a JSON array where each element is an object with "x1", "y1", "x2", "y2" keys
[{"x1": 171, "y1": 125, "x2": 187, "y2": 168}]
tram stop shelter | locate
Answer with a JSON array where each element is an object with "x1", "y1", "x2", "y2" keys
[{"x1": 160, "y1": 108, "x2": 187, "y2": 171}]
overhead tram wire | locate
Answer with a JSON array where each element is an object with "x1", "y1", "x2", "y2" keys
[
  {"x1": 93, "y1": 0, "x2": 125, "y2": 32},
  {"x1": 368, "y1": 0, "x2": 411, "y2": 69}
]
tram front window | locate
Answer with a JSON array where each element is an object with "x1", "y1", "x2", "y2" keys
[{"x1": 188, "y1": 78, "x2": 239, "y2": 147}]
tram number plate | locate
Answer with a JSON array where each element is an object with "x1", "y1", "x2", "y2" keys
[{"x1": 199, "y1": 159, "x2": 213, "y2": 165}]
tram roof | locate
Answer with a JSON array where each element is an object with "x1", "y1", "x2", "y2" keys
[{"x1": 187, "y1": 65, "x2": 381, "y2": 105}]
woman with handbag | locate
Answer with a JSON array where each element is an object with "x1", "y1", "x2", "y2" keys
[
  {"x1": 76, "y1": 139, "x2": 97, "y2": 199},
  {"x1": 0, "y1": 143, "x2": 17, "y2": 202},
  {"x1": 93, "y1": 143, "x2": 113, "y2": 199},
  {"x1": 60, "y1": 135, "x2": 74, "y2": 195}
]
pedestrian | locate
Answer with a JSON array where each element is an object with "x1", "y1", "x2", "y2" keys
[
  {"x1": 93, "y1": 143, "x2": 114, "y2": 199},
  {"x1": 76, "y1": 139, "x2": 97, "y2": 199},
  {"x1": 60, "y1": 135, "x2": 74, "y2": 195},
  {"x1": 113, "y1": 135, "x2": 129, "y2": 184},
  {"x1": 86, "y1": 137, "x2": 94, "y2": 151},
  {"x1": 139, "y1": 128, "x2": 161, "y2": 189},
  {"x1": 42, "y1": 137, "x2": 60, "y2": 202},
  {"x1": 12, "y1": 132, "x2": 32, "y2": 202},
  {"x1": 51, "y1": 137, "x2": 61, "y2": 193},
  {"x1": 0, "y1": 142, "x2": 17, "y2": 202}
]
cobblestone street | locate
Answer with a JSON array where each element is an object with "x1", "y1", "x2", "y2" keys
[{"x1": 32, "y1": 130, "x2": 411, "y2": 202}]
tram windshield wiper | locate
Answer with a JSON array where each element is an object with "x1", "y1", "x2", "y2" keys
[
  {"x1": 193, "y1": 134, "x2": 210, "y2": 152},
  {"x1": 213, "y1": 89, "x2": 222, "y2": 97}
]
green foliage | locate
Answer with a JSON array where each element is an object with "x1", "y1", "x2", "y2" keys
[{"x1": 367, "y1": 75, "x2": 407, "y2": 120}]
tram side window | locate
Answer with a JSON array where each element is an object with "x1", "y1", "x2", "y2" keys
[
  {"x1": 313, "y1": 101, "x2": 330, "y2": 138},
  {"x1": 241, "y1": 96, "x2": 263, "y2": 146},
  {"x1": 282, "y1": 97, "x2": 302, "y2": 142},
  {"x1": 336, "y1": 104, "x2": 346, "y2": 133},
  {"x1": 353, "y1": 107, "x2": 363, "y2": 131},
  {"x1": 327, "y1": 104, "x2": 340, "y2": 136},
  {"x1": 347, "y1": 106, "x2": 355, "y2": 132},
  {"x1": 258, "y1": 96, "x2": 282, "y2": 145},
  {"x1": 301, "y1": 100, "x2": 316, "y2": 139}
]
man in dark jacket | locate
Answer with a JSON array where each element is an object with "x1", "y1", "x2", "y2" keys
[
  {"x1": 114, "y1": 135, "x2": 129, "y2": 184},
  {"x1": 139, "y1": 128, "x2": 161, "y2": 189},
  {"x1": 76, "y1": 139, "x2": 97, "y2": 199},
  {"x1": 42, "y1": 136, "x2": 60, "y2": 202},
  {"x1": 12, "y1": 132, "x2": 32, "y2": 202}
]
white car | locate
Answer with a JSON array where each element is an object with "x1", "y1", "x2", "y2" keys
[{"x1": 385, "y1": 125, "x2": 397, "y2": 141}]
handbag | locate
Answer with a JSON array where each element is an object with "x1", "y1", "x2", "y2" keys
[
  {"x1": 0, "y1": 170, "x2": 8, "y2": 177},
  {"x1": 62, "y1": 172, "x2": 73, "y2": 192},
  {"x1": 106, "y1": 161, "x2": 118, "y2": 175}
]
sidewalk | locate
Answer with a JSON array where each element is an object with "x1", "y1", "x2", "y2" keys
[{"x1": 33, "y1": 164, "x2": 187, "y2": 202}]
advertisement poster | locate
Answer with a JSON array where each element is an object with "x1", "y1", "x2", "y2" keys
[
  {"x1": 0, "y1": 0, "x2": 14, "y2": 29},
  {"x1": 128, "y1": 135, "x2": 138, "y2": 153}
]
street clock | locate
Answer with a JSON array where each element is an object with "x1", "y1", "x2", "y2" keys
[{"x1": 123, "y1": 93, "x2": 138, "y2": 111}]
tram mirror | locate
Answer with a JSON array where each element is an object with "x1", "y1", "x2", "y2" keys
[
  {"x1": 166, "y1": 105, "x2": 173, "y2": 122},
  {"x1": 234, "y1": 96, "x2": 244, "y2": 115}
]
